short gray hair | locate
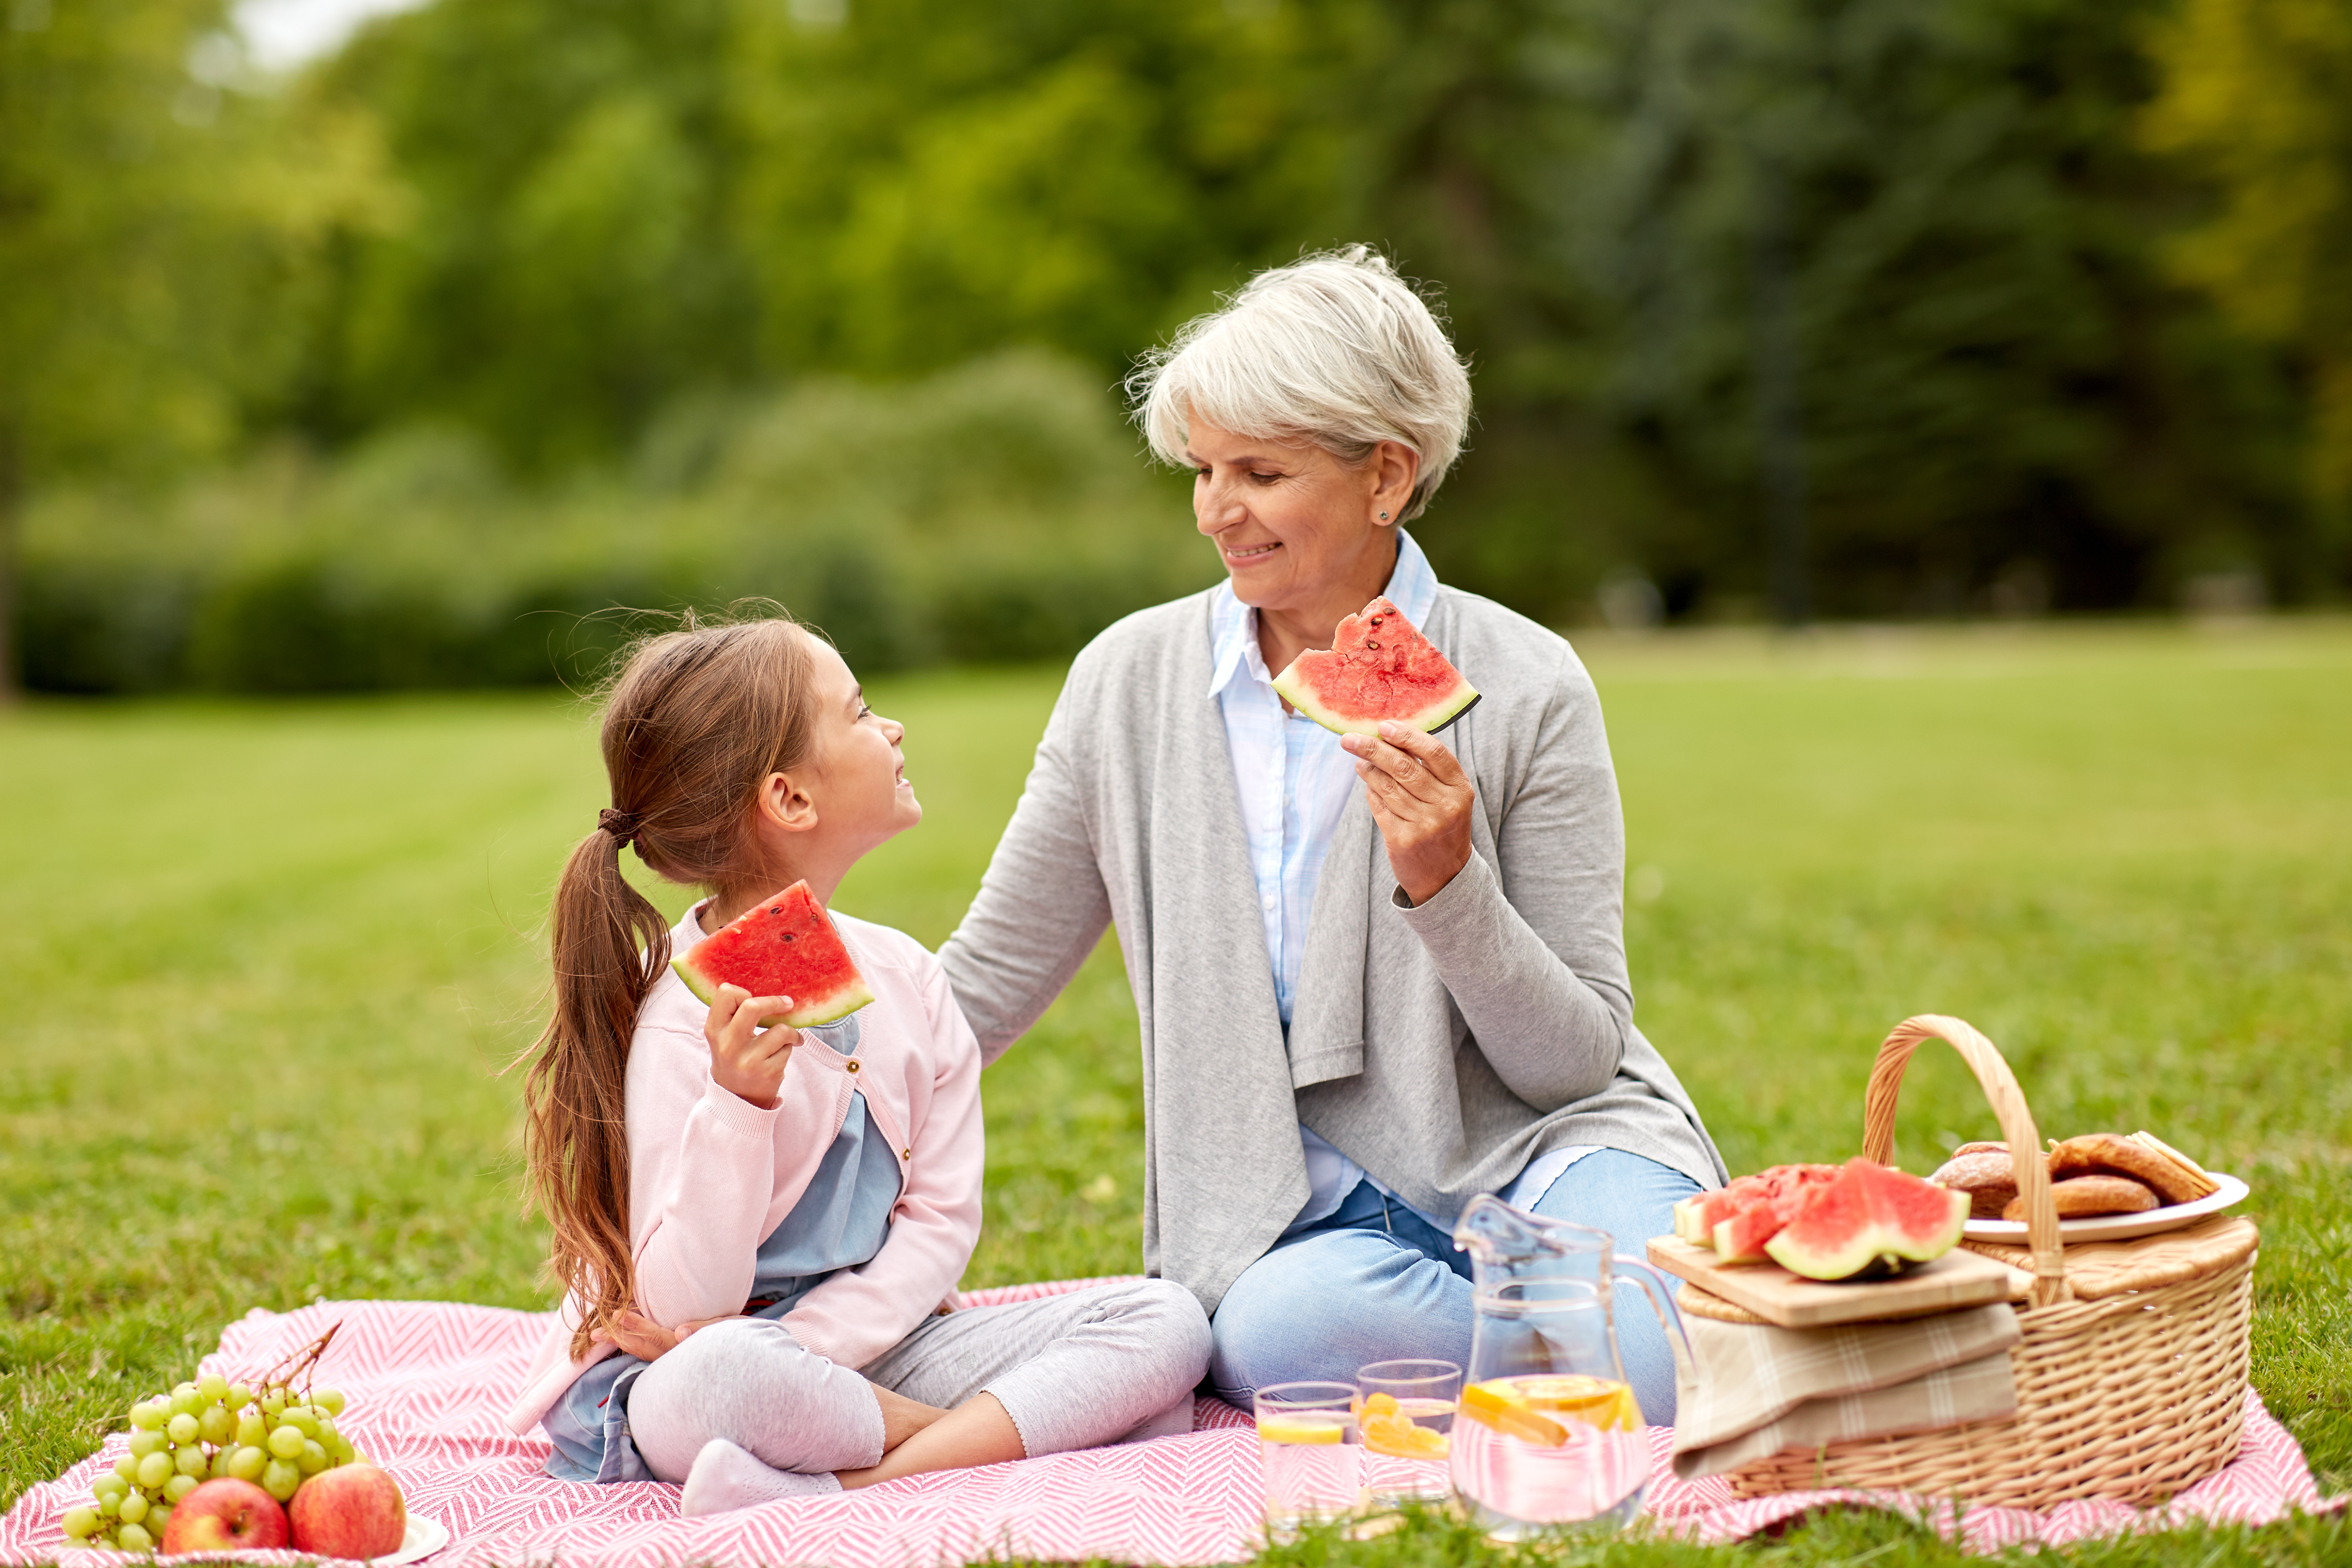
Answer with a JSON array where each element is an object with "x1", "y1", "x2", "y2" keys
[{"x1": 1128, "y1": 247, "x2": 1473, "y2": 522}]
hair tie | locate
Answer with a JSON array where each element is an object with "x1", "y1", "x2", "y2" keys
[{"x1": 597, "y1": 807, "x2": 641, "y2": 846}]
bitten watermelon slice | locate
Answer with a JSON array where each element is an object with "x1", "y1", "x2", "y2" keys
[
  {"x1": 1764, "y1": 1158, "x2": 1970, "y2": 1281},
  {"x1": 1270, "y1": 596, "x2": 1479, "y2": 736},
  {"x1": 672, "y1": 880, "x2": 874, "y2": 1028}
]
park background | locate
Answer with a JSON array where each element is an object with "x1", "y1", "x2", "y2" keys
[{"x1": 3, "y1": 1, "x2": 2349, "y2": 1562}]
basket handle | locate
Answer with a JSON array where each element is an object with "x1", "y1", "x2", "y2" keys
[{"x1": 1861, "y1": 1014, "x2": 2069, "y2": 1307}]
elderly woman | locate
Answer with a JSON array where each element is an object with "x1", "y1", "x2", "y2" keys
[{"x1": 939, "y1": 248, "x2": 1724, "y2": 1422}]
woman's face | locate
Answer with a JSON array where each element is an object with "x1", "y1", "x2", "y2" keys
[{"x1": 1186, "y1": 417, "x2": 1408, "y2": 623}]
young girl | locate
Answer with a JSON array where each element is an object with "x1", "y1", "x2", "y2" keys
[{"x1": 501, "y1": 616, "x2": 1211, "y2": 1514}]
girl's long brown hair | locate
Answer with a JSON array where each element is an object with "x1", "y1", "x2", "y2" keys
[{"x1": 522, "y1": 615, "x2": 821, "y2": 1357}]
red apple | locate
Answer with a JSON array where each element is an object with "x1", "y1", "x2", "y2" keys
[
  {"x1": 159, "y1": 1478, "x2": 289, "y2": 1554},
  {"x1": 287, "y1": 1464, "x2": 406, "y2": 1560}
]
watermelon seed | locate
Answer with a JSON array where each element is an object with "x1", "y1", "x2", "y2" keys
[
  {"x1": 1366, "y1": 639, "x2": 1380, "y2": 649},
  {"x1": 783, "y1": 933, "x2": 795, "y2": 941}
]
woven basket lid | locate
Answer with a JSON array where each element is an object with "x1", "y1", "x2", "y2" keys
[{"x1": 1961, "y1": 1214, "x2": 2256, "y2": 1302}]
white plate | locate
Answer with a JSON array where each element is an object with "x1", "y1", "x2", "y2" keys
[
  {"x1": 1962, "y1": 1172, "x2": 2249, "y2": 1244},
  {"x1": 375, "y1": 1515, "x2": 450, "y2": 1566}
]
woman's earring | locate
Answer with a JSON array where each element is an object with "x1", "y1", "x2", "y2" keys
[{"x1": 1379, "y1": 511, "x2": 1390, "y2": 520}]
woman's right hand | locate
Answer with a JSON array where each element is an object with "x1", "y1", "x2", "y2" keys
[{"x1": 704, "y1": 983, "x2": 800, "y2": 1108}]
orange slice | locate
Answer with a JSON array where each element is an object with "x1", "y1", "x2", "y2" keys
[
  {"x1": 1459, "y1": 1382, "x2": 1565, "y2": 1448},
  {"x1": 1399, "y1": 1423, "x2": 1450, "y2": 1457},
  {"x1": 1508, "y1": 1376, "x2": 1641, "y2": 1432},
  {"x1": 1361, "y1": 1410, "x2": 1449, "y2": 1457},
  {"x1": 1359, "y1": 1392, "x2": 1401, "y2": 1418}
]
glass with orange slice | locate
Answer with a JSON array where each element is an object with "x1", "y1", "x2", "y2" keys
[{"x1": 1355, "y1": 1359, "x2": 1460, "y2": 1506}]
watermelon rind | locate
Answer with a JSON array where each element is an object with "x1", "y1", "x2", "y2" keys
[
  {"x1": 670, "y1": 882, "x2": 876, "y2": 1031},
  {"x1": 1273, "y1": 673, "x2": 1479, "y2": 738},
  {"x1": 1270, "y1": 594, "x2": 1481, "y2": 737},
  {"x1": 1763, "y1": 1159, "x2": 1970, "y2": 1282},
  {"x1": 672, "y1": 952, "x2": 874, "y2": 1030}
]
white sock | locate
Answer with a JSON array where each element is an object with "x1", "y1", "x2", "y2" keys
[{"x1": 679, "y1": 1439, "x2": 843, "y2": 1517}]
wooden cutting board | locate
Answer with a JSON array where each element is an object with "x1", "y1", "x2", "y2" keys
[{"x1": 1647, "y1": 1235, "x2": 2029, "y2": 1328}]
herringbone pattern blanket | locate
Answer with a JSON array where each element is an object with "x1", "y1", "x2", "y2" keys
[{"x1": 4, "y1": 1288, "x2": 2336, "y2": 1563}]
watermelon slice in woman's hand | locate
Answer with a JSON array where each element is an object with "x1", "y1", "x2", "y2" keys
[
  {"x1": 672, "y1": 880, "x2": 874, "y2": 1028},
  {"x1": 1271, "y1": 596, "x2": 1480, "y2": 736}
]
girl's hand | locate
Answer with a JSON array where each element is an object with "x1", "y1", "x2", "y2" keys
[
  {"x1": 609, "y1": 1306, "x2": 738, "y2": 1361},
  {"x1": 1343, "y1": 721, "x2": 1476, "y2": 906},
  {"x1": 705, "y1": 983, "x2": 800, "y2": 1109}
]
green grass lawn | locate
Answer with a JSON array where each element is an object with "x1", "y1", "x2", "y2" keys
[{"x1": 3, "y1": 617, "x2": 2347, "y2": 1565}]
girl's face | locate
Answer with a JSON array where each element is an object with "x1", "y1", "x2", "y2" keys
[{"x1": 801, "y1": 639, "x2": 920, "y2": 857}]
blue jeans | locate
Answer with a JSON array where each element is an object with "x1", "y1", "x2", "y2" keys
[{"x1": 1207, "y1": 1149, "x2": 1701, "y2": 1425}]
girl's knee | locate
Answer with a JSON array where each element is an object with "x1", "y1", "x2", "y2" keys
[{"x1": 1132, "y1": 1279, "x2": 1212, "y2": 1369}]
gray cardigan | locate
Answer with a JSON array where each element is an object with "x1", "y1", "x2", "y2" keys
[{"x1": 939, "y1": 584, "x2": 1726, "y2": 1313}]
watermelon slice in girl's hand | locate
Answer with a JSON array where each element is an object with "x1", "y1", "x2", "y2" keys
[
  {"x1": 672, "y1": 880, "x2": 874, "y2": 1028},
  {"x1": 1271, "y1": 596, "x2": 1479, "y2": 737}
]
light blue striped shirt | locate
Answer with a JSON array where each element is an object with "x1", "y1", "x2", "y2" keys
[{"x1": 1207, "y1": 532, "x2": 1594, "y2": 1235}]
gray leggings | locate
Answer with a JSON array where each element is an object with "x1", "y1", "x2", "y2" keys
[{"x1": 627, "y1": 1279, "x2": 1212, "y2": 1481}]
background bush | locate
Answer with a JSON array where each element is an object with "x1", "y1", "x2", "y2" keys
[
  {"x1": 8, "y1": 0, "x2": 2351, "y2": 690},
  {"x1": 18, "y1": 353, "x2": 1214, "y2": 693}
]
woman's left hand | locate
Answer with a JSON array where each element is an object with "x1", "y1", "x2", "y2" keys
[{"x1": 1344, "y1": 721, "x2": 1475, "y2": 905}]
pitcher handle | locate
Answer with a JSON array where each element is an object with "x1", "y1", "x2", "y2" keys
[{"x1": 1610, "y1": 1255, "x2": 1692, "y2": 1364}]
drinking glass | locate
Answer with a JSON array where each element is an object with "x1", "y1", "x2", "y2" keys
[
  {"x1": 1356, "y1": 1359, "x2": 1460, "y2": 1507},
  {"x1": 1254, "y1": 1381, "x2": 1361, "y2": 1538}
]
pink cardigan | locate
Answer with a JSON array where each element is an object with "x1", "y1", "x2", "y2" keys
[{"x1": 503, "y1": 905, "x2": 985, "y2": 1436}]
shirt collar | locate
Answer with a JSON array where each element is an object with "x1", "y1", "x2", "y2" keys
[{"x1": 1207, "y1": 529, "x2": 1439, "y2": 698}]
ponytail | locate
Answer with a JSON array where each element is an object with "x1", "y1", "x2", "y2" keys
[
  {"x1": 524, "y1": 829, "x2": 672, "y2": 1359},
  {"x1": 515, "y1": 613, "x2": 820, "y2": 1359}
]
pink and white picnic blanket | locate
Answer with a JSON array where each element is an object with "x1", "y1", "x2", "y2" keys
[{"x1": 5, "y1": 1287, "x2": 2338, "y2": 1564}]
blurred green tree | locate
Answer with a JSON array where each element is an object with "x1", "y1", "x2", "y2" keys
[
  {"x1": 2144, "y1": 0, "x2": 2352, "y2": 562},
  {"x1": 13, "y1": 0, "x2": 2340, "y2": 675},
  {"x1": 1387, "y1": 0, "x2": 2306, "y2": 615},
  {"x1": 304, "y1": 0, "x2": 759, "y2": 467},
  {"x1": 0, "y1": 0, "x2": 387, "y2": 696}
]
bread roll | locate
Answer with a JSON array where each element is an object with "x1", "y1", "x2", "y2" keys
[
  {"x1": 1929, "y1": 1151, "x2": 2019, "y2": 1218},
  {"x1": 2047, "y1": 1133, "x2": 2210, "y2": 1206},
  {"x1": 2002, "y1": 1173, "x2": 2157, "y2": 1221}
]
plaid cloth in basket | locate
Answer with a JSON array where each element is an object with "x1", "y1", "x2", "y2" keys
[{"x1": 1673, "y1": 1302, "x2": 2022, "y2": 1478}]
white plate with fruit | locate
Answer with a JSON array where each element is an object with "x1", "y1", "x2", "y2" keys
[{"x1": 59, "y1": 1324, "x2": 415, "y2": 1560}]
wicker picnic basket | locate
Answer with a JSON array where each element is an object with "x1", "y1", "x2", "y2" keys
[{"x1": 1722, "y1": 1013, "x2": 2257, "y2": 1509}]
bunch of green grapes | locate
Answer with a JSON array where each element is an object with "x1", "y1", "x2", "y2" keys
[{"x1": 59, "y1": 1371, "x2": 361, "y2": 1553}]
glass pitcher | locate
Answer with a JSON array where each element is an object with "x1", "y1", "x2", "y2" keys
[{"x1": 1448, "y1": 1193, "x2": 1689, "y2": 1539}]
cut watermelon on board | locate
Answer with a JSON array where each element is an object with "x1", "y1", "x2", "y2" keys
[
  {"x1": 1764, "y1": 1157, "x2": 1970, "y2": 1281},
  {"x1": 1270, "y1": 596, "x2": 1479, "y2": 736},
  {"x1": 672, "y1": 880, "x2": 875, "y2": 1028}
]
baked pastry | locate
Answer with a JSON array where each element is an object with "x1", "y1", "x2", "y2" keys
[
  {"x1": 2003, "y1": 1173, "x2": 2157, "y2": 1221},
  {"x1": 1952, "y1": 1140, "x2": 2008, "y2": 1157},
  {"x1": 1929, "y1": 1151, "x2": 2019, "y2": 1218},
  {"x1": 2131, "y1": 1131, "x2": 2220, "y2": 1200},
  {"x1": 2047, "y1": 1133, "x2": 2212, "y2": 1206}
]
